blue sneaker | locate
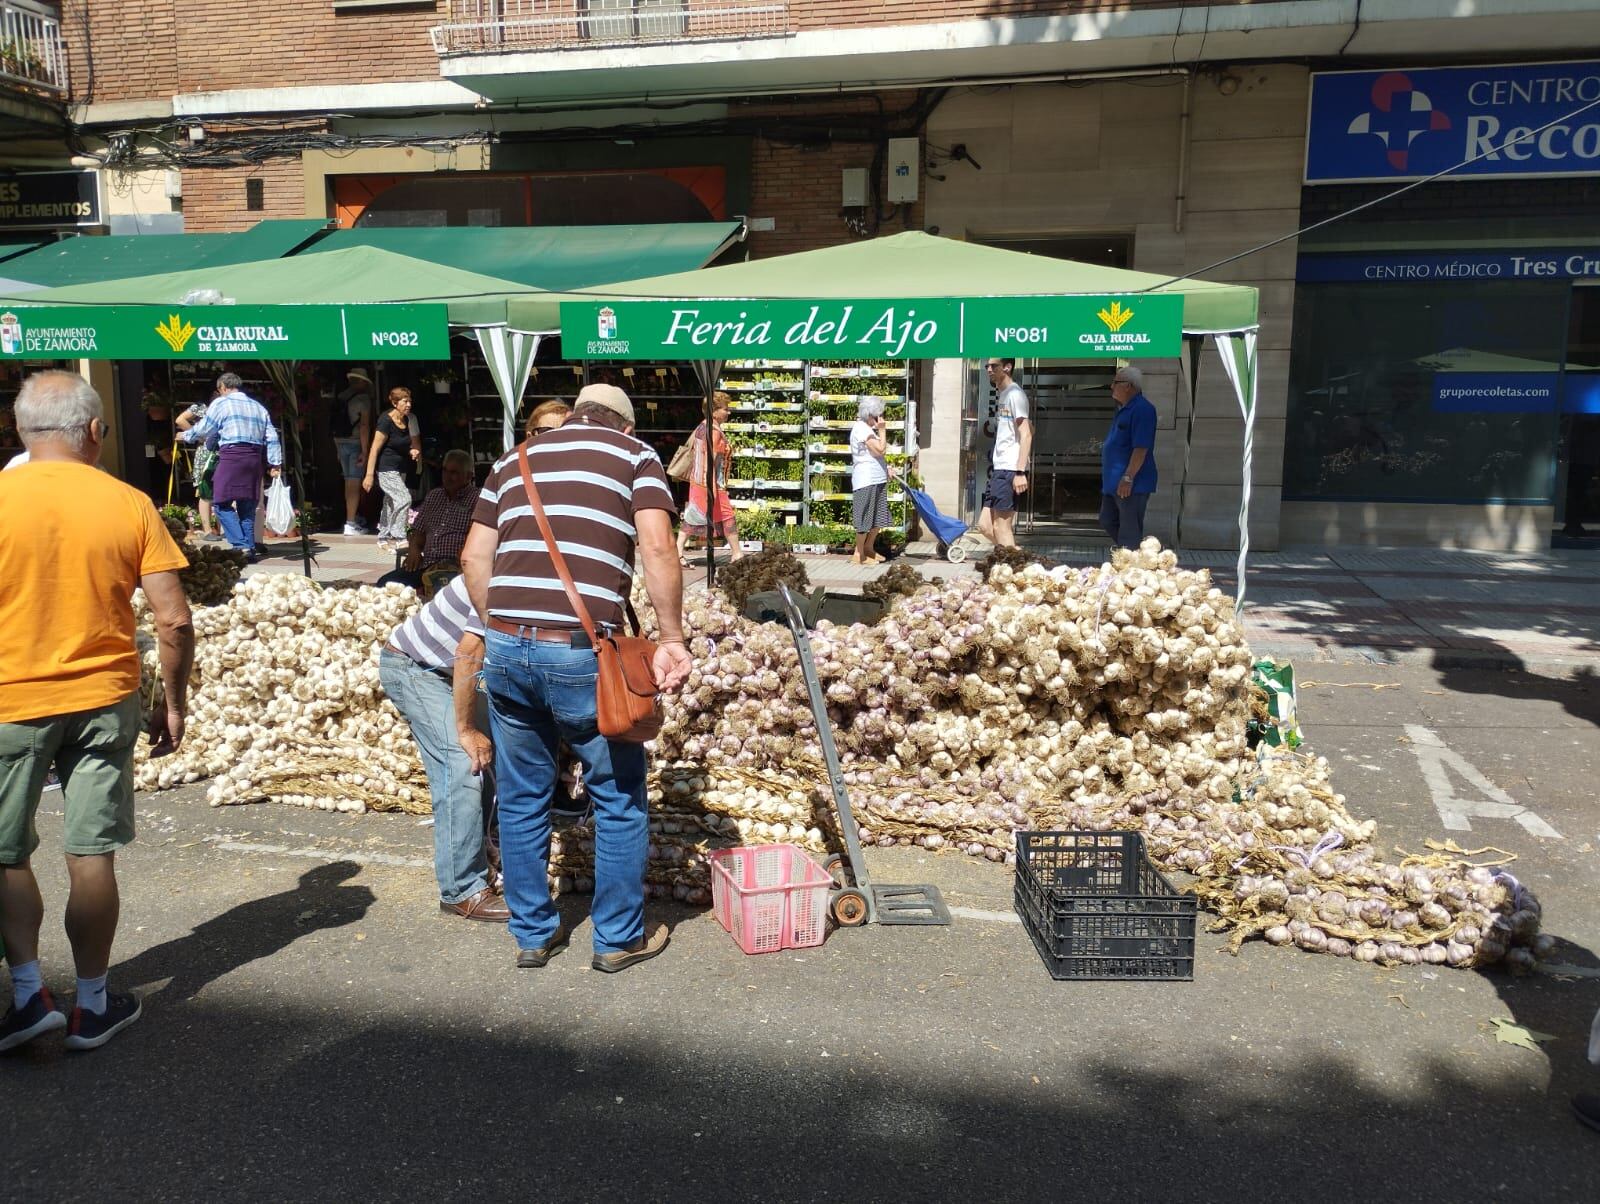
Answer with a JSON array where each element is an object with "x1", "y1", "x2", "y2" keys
[
  {"x1": 0, "y1": 987, "x2": 67, "y2": 1052},
  {"x1": 63, "y1": 991, "x2": 141, "y2": 1051}
]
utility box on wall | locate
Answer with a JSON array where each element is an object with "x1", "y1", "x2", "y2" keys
[
  {"x1": 885, "y1": 137, "x2": 920, "y2": 204},
  {"x1": 841, "y1": 168, "x2": 868, "y2": 208}
]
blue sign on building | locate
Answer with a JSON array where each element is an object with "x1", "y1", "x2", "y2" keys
[
  {"x1": 1307, "y1": 61, "x2": 1600, "y2": 184},
  {"x1": 1298, "y1": 247, "x2": 1600, "y2": 282}
]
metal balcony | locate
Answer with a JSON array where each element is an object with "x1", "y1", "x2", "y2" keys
[
  {"x1": 432, "y1": 0, "x2": 789, "y2": 57},
  {"x1": 0, "y1": 0, "x2": 66, "y2": 93}
]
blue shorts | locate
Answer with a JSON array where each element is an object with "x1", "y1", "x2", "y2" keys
[
  {"x1": 982, "y1": 468, "x2": 1019, "y2": 513},
  {"x1": 334, "y1": 438, "x2": 364, "y2": 481}
]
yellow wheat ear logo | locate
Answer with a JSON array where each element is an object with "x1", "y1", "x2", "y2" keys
[
  {"x1": 1097, "y1": 301, "x2": 1134, "y2": 332},
  {"x1": 154, "y1": 313, "x2": 196, "y2": 352}
]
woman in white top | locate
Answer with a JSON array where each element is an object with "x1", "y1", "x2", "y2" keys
[{"x1": 848, "y1": 397, "x2": 891, "y2": 565}]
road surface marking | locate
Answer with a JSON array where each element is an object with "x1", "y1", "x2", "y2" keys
[{"x1": 1402, "y1": 725, "x2": 1561, "y2": 839}]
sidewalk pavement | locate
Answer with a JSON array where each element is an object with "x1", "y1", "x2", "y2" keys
[{"x1": 243, "y1": 532, "x2": 1600, "y2": 671}]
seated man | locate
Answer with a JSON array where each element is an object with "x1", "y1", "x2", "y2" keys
[{"x1": 379, "y1": 449, "x2": 477, "y2": 596}]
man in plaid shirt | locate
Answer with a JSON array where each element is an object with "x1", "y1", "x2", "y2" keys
[
  {"x1": 400, "y1": 449, "x2": 478, "y2": 588},
  {"x1": 178, "y1": 374, "x2": 281, "y2": 559}
]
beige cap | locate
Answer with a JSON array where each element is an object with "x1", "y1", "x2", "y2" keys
[
  {"x1": 575, "y1": 382, "x2": 635, "y2": 426},
  {"x1": 346, "y1": 369, "x2": 373, "y2": 387}
]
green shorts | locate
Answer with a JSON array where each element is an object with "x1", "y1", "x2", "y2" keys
[{"x1": 0, "y1": 693, "x2": 141, "y2": 864}]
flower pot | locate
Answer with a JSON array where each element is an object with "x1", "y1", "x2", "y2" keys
[
  {"x1": 432, "y1": 380, "x2": 452, "y2": 395},
  {"x1": 740, "y1": 540, "x2": 764, "y2": 553}
]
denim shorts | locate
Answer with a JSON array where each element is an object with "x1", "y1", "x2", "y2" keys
[
  {"x1": 334, "y1": 438, "x2": 365, "y2": 481},
  {"x1": 982, "y1": 467, "x2": 1019, "y2": 513}
]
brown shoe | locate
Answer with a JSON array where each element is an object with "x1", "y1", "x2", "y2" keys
[
  {"x1": 516, "y1": 926, "x2": 570, "y2": 968},
  {"x1": 439, "y1": 888, "x2": 510, "y2": 923},
  {"x1": 591, "y1": 923, "x2": 670, "y2": 973}
]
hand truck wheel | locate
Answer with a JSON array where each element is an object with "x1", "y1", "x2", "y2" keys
[
  {"x1": 823, "y1": 852, "x2": 848, "y2": 883},
  {"x1": 831, "y1": 887, "x2": 869, "y2": 927}
]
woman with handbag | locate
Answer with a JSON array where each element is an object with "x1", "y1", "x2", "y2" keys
[{"x1": 675, "y1": 392, "x2": 744, "y2": 567}]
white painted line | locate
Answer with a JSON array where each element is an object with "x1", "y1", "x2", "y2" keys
[
  {"x1": 206, "y1": 837, "x2": 432, "y2": 871},
  {"x1": 1402, "y1": 724, "x2": 1561, "y2": 839},
  {"x1": 948, "y1": 905, "x2": 1020, "y2": 925}
]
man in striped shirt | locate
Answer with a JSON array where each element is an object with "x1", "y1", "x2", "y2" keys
[
  {"x1": 378, "y1": 575, "x2": 509, "y2": 923},
  {"x1": 460, "y1": 383, "x2": 691, "y2": 973}
]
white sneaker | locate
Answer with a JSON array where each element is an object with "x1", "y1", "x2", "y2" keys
[{"x1": 342, "y1": 523, "x2": 363, "y2": 536}]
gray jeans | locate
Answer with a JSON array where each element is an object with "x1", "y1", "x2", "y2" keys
[
  {"x1": 376, "y1": 470, "x2": 412, "y2": 540},
  {"x1": 1099, "y1": 491, "x2": 1151, "y2": 550}
]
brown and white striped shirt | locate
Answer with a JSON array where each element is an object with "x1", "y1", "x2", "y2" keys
[{"x1": 471, "y1": 419, "x2": 676, "y2": 631}]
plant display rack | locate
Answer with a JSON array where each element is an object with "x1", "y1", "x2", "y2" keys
[{"x1": 716, "y1": 358, "x2": 914, "y2": 534}]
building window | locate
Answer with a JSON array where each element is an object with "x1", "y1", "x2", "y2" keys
[
  {"x1": 245, "y1": 178, "x2": 265, "y2": 212},
  {"x1": 1285, "y1": 281, "x2": 1568, "y2": 504}
]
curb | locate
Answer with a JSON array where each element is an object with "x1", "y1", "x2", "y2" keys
[{"x1": 1248, "y1": 641, "x2": 1597, "y2": 678}]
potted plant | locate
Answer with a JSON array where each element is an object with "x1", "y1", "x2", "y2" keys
[
  {"x1": 295, "y1": 500, "x2": 324, "y2": 535},
  {"x1": 736, "y1": 503, "x2": 776, "y2": 553},
  {"x1": 420, "y1": 368, "x2": 458, "y2": 396},
  {"x1": 143, "y1": 389, "x2": 171, "y2": 422},
  {"x1": 160, "y1": 503, "x2": 197, "y2": 532}
]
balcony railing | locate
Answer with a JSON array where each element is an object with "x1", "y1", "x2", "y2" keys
[
  {"x1": 432, "y1": 0, "x2": 790, "y2": 56},
  {"x1": 0, "y1": 0, "x2": 66, "y2": 93}
]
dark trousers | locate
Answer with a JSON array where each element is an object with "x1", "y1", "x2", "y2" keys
[{"x1": 1099, "y1": 491, "x2": 1151, "y2": 550}]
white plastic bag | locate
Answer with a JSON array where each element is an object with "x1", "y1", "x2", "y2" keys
[{"x1": 265, "y1": 477, "x2": 294, "y2": 536}]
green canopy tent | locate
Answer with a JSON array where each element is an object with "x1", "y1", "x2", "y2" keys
[
  {"x1": 501, "y1": 232, "x2": 1263, "y2": 603},
  {"x1": 4, "y1": 245, "x2": 550, "y2": 573}
]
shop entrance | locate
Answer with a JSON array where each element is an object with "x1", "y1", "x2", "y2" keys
[
  {"x1": 1557, "y1": 285, "x2": 1600, "y2": 546},
  {"x1": 959, "y1": 234, "x2": 1131, "y2": 535}
]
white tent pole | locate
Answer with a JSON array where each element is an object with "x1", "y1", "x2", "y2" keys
[
  {"x1": 475, "y1": 327, "x2": 541, "y2": 452},
  {"x1": 1210, "y1": 331, "x2": 1257, "y2": 610}
]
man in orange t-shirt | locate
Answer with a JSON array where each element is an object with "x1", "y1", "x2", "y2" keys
[{"x1": 0, "y1": 371, "x2": 195, "y2": 1054}]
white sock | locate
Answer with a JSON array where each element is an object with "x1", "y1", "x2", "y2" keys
[
  {"x1": 11, "y1": 960, "x2": 43, "y2": 1008},
  {"x1": 76, "y1": 973, "x2": 108, "y2": 1016}
]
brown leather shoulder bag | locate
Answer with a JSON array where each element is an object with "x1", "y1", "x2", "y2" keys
[{"x1": 516, "y1": 442, "x2": 663, "y2": 743}]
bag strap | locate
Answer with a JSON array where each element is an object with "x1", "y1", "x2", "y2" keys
[{"x1": 515, "y1": 440, "x2": 640, "y2": 642}]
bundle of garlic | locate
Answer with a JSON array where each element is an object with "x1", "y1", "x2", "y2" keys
[{"x1": 134, "y1": 574, "x2": 422, "y2": 799}]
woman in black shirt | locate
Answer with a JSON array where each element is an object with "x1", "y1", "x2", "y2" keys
[{"x1": 363, "y1": 387, "x2": 420, "y2": 548}]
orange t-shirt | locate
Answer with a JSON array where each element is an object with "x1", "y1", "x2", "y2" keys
[{"x1": 0, "y1": 460, "x2": 188, "y2": 724}]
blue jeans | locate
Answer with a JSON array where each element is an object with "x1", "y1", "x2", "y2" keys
[
  {"x1": 378, "y1": 648, "x2": 491, "y2": 905},
  {"x1": 214, "y1": 501, "x2": 256, "y2": 553},
  {"x1": 1099, "y1": 491, "x2": 1151, "y2": 550},
  {"x1": 482, "y1": 629, "x2": 648, "y2": 955}
]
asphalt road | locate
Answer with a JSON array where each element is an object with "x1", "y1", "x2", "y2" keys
[{"x1": 4, "y1": 658, "x2": 1598, "y2": 1202}]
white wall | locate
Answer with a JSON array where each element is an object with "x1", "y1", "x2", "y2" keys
[{"x1": 923, "y1": 68, "x2": 1307, "y2": 550}]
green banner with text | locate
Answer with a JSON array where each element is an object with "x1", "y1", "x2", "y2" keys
[
  {"x1": 563, "y1": 294, "x2": 1183, "y2": 360},
  {"x1": 0, "y1": 304, "x2": 451, "y2": 361}
]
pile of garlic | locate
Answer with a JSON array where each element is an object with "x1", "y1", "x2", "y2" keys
[
  {"x1": 134, "y1": 573, "x2": 427, "y2": 804},
  {"x1": 628, "y1": 539, "x2": 1544, "y2": 969}
]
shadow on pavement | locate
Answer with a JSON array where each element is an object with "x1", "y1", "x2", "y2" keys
[
  {"x1": 4, "y1": 991, "x2": 1598, "y2": 1200},
  {"x1": 1431, "y1": 653, "x2": 1600, "y2": 729},
  {"x1": 109, "y1": 861, "x2": 374, "y2": 1005}
]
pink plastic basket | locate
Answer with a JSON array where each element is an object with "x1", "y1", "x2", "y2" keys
[{"x1": 709, "y1": 844, "x2": 833, "y2": 955}]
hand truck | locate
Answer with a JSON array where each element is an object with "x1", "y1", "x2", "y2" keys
[{"x1": 775, "y1": 582, "x2": 950, "y2": 929}]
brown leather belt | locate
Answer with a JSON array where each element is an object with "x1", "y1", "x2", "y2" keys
[{"x1": 486, "y1": 617, "x2": 591, "y2": 647}]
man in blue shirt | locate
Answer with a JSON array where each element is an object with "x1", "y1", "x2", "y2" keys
[
  {"x1": 178, "y1": 373, "x2": 281, "y2": 560},
  {"x1": 1100, "y1": 365, "x2": 1157, "y2": 550}
]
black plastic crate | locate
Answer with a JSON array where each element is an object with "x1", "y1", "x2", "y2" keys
[{"x1": 1014, "y1": 831, "x2": 1196, "y2": 981}]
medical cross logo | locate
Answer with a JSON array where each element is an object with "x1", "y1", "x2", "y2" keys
[{"x1": 1346, "y1": 72, "x2": 1452, "y2": 172}]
